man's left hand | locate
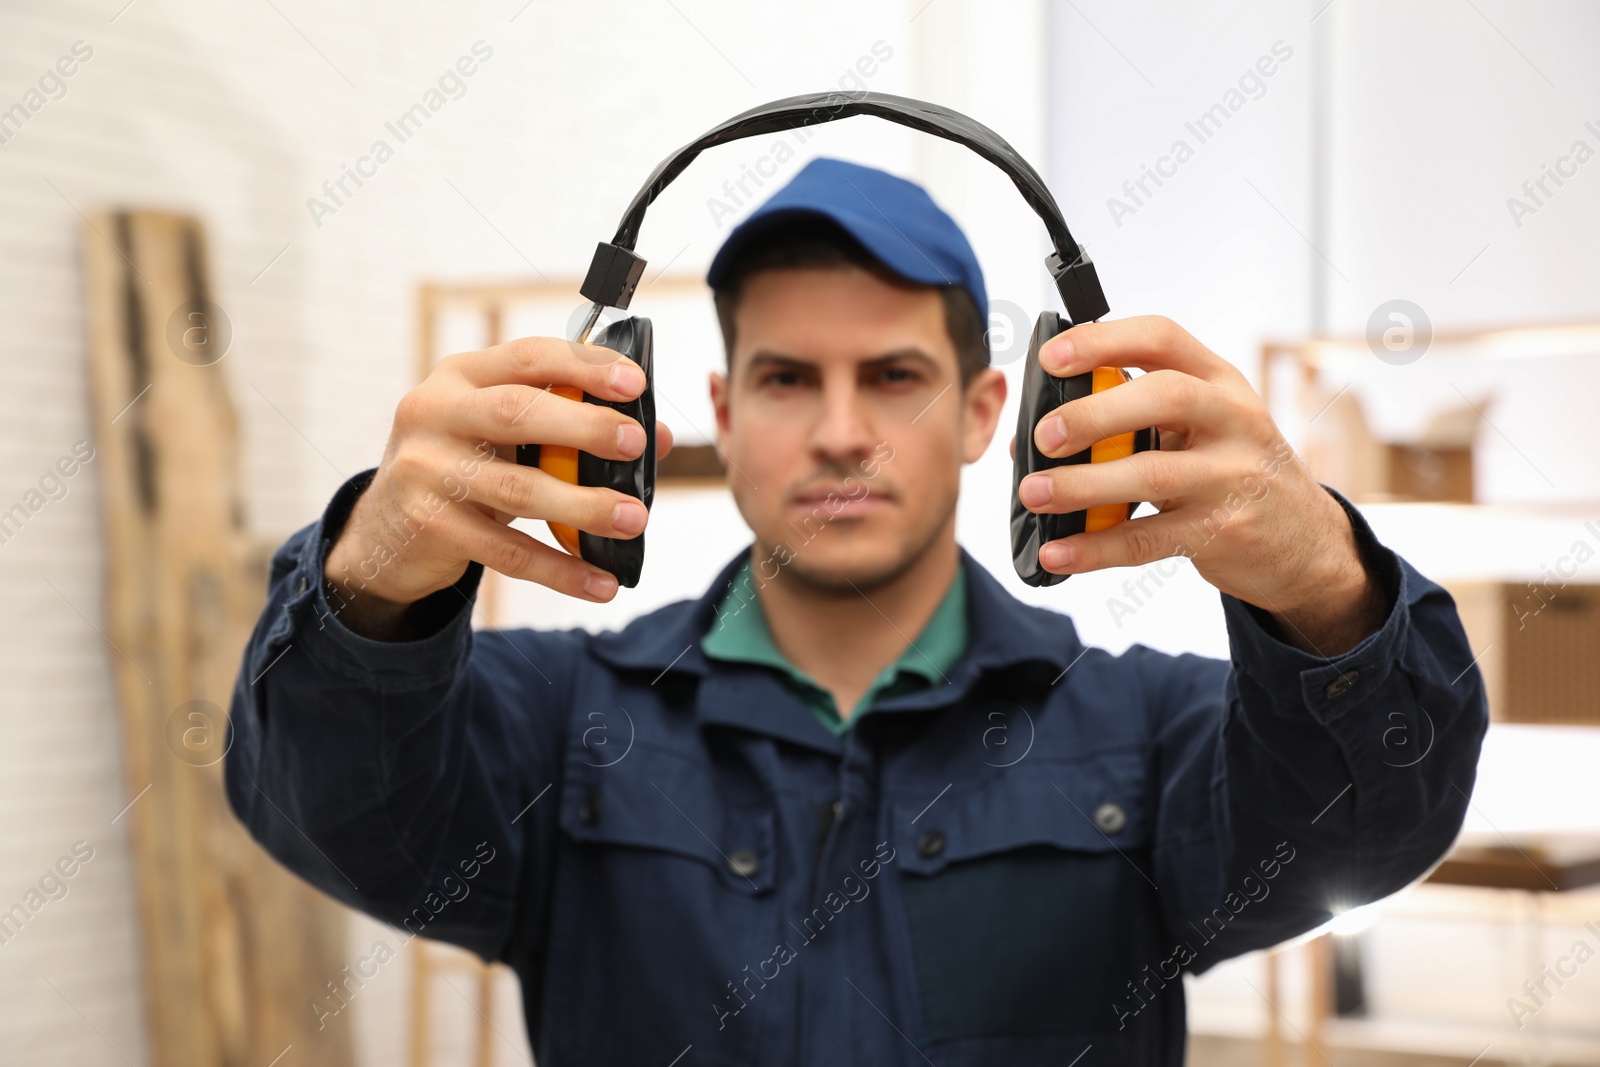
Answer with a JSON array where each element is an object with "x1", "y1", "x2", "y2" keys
[{"x1": 1010, "y1": 315, "x2": 1386, "y2": 657}]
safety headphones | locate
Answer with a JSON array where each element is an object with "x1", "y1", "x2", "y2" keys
[{"x1": 523, "y1": 90, "x2": 1156, "y2": 589}]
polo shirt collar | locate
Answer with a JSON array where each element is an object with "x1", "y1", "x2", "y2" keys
[{"x1": 700, "y1": 555, "x2": 967, "y2": 689}]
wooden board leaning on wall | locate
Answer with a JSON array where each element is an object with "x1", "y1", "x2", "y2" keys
[{"x1": 81, "y1": 211, "x2": 355, "y2": 1067}]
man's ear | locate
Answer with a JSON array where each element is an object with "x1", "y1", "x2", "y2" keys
[
  {"x1": 710, "y1": 368, "x2": 730, "y2": 446},
  {"x1": 961, "y1": 366, "x2": 1007, "y2": 464}
]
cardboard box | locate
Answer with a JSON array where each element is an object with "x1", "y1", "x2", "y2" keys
[
  {"x1": 1444, "y1": 580, "x2": 1600, "y2": 725},
  {"x1": 1301, "y1": 387, "x2": 1478, "y2": 504}
]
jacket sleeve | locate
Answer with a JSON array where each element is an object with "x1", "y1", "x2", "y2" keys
[
  {"x1": 224, "y1": 468, "x2": 581, "y2": 965},
  {"x1": 1135, "y1": 484, "x2": 1490, "y2": 973}
]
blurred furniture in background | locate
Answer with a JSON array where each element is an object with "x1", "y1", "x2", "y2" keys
[
  {"x1": 1430, "y1": 836, "x2": 1600, "y2": 894},
  {"x1": 1253, "y1": 838, "x2": 1600, "y2": 1067},
  {"x1": 1260, "y1": 322, "x2": 1600, "y2": 509},
  {"x1": 1260, "y1": 323, "x2": 1600, "y2": 731},
  {"x1": 409, "y1": 942, "x2": 498, "y2": 1067},
  {"x1": 1306, "y1": 390, "x2": 1479, "y2": 504},
  {"x1": 1262, "y1": 334, "x2": 1484, "y2": 505},
  {"x1": 1421, "y1": 834, "x2": 1600, "y2": 1067},
  {"x1": 1246, "y1": 324, "x2": 1600, "y2": 1067}
]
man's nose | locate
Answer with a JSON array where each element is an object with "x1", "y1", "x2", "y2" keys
[{"x1": 808, "y1": 376, "x2": 876, "y2": 459}]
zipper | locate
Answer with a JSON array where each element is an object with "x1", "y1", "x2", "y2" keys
[
  {"x1": 796, "y1": 763, "x2": 847, "y2": 1067},
  {"x1": 814, "y1": 798, "x2": 842, "y2": 868}
]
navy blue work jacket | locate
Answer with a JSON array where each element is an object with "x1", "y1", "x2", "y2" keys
[{"x1": 225, "y1": 469, "x2": 1488, "y2": 1066}]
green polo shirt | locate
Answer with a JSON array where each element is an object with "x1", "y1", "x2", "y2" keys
[{"x1": 700, "y1": 555, "x2": 969, "y2": 735}]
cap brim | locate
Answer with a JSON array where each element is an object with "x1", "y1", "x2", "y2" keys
[{"x1": 706, "y1": 204, "x2": 965, "y2": 293}]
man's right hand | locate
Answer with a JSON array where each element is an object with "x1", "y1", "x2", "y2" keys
[{"x1": 323, "y1": 336, "x2": 674, "y2": 638}]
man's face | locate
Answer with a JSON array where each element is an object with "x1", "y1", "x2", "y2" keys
[{"x1": 709, "y1": 265, "x2": 1006, "y2": 594}]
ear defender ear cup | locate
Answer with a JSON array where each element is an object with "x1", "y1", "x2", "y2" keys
[
  {"x1": 516, "y1": 316, "x2": 656, "y2": 588},
  {"x1": 1011, "y1": 311, "x2": 1159, "y2": 587}
]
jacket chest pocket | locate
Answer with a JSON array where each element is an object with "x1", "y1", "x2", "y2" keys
[
  {"x1": 548, "y1": 745, "x2": 780, "y2": 1064},
  {"x1": 890, "y1": 750, "x2": 1155, "y2": 1045},
  {"x1": 558, "y1": 744, "x2": 777, "y2": 894}
]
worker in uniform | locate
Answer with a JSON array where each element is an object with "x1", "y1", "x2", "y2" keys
[{"x1": 225, "y1": 157, "x2": 1488, "y2": 1066}]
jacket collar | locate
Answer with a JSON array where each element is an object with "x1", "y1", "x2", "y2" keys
[{"x1": 588, "y1": 543, "x2": 1084, "y2": 687}]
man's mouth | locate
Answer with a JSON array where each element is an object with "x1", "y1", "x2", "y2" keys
[{"x1": 789, "y1": 485, "x2": 894, "y2": 517}]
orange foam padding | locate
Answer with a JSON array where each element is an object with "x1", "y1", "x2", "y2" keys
[
  {"x1": 1083, "y1": 367, "x2": 1137, "y2": 533},
  {"x1": 542, "y1": 385, "x2": 583, "y2": 557}
]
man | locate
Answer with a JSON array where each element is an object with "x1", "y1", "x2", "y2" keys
[{"x1": 226, "y1": 156, "x2": 1488, "y2": 1065}]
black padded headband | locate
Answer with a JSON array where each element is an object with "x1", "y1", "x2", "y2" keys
[{"x1": 577, "y1": 90, "x2": 1109, "y2": 325}]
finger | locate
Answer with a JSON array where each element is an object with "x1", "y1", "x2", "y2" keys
[
  {"x1": 448, "y1": 336, "x2": 648, "y2": 401},
  {"x1": 1019, "y1": 449, "x2": 1208, "y2": 514},
  {"x1": 436, "y1": 497, "x2": 623, "y2": 601},
  {"x1": 1008, "y1": 433, "x2": 1015, "y2": 460},
  {"x1": 440, "y1": 383, "x2": 648, "y2": 458},
  {"x1": 465, "y1": 456, "x2": 649, "y2": 539},
  {"x1": 1033, "y1": 369, "x2": 1224, "y2": 459},
  {"x1": 1037, "y1": 316, "x2": 1243, "y2": 387},
  {"x1": 1038, "y1": 512, "x2": 1193, "y2": 575},
  {"x1": 658, "y1": 420, "x2": 675, "y2": 458}
]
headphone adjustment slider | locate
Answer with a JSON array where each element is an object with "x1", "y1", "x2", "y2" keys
[
  {"x1": 1045, "y1": 245, "x2": 1109, "y2": 326},
  {"x1": 579, "y1": 242, "x2": 648, "y2": 311}
]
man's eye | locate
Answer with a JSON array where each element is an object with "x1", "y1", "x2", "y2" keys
[
  {"x1": 762, "y1": 371, "x2": 804, "y2": 388},
  {"x1": 876, "y1": 367, "x2": 918, "y2": 384}
]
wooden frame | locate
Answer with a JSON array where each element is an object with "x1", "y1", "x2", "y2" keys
[{"x1": 418, "y1": 275, "x2": 729, "y2": 482}]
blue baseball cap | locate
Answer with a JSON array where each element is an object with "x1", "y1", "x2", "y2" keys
[{"x1": 706, "y1": 157, "x2": 988, "y2": 323}]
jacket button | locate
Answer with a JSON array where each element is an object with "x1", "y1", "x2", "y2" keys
[
  {"x1": 727, "y1": 849, "x2": 761, "y2": 878},
  {"x1": 578, "y1": 789, "x2": 600, "y2": 826},
  {"x1": 1093, "y1": 802, "x2": 1127, "y2": 835},
  {"x1": 916, "y1": 830, "x2": 946, "y2": 858},
  {"x1": 1325, "y1": 670, "x2": 1359, "y2": 699}
]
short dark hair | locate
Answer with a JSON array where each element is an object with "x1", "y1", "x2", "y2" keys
[{"x1": 710, "y1": 216, "x2": 989, "y2": 390}]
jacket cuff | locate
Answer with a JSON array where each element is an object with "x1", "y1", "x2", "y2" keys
[
  {"x1": 273, "y1": 467, "x2": 485, "y2": 691},
  {"x1": 1218, "y1": 483, "x2": 1407, "y2": 725}
]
